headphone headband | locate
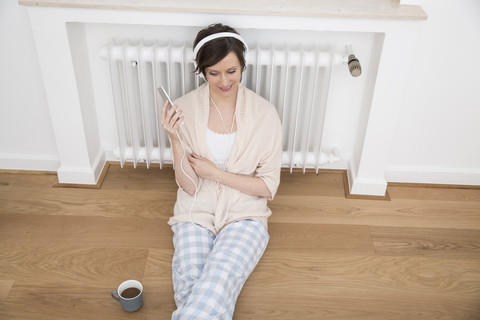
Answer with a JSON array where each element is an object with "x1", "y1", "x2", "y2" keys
[{"x1": 193, "y1": 32, "x2": 249, "y2": 62}]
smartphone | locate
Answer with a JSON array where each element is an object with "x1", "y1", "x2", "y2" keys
[{"x1": 158, "y1": 86, "x2": 175, "y2": 113}]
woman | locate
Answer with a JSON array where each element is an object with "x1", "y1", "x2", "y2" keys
[{"x1": 161, "y1": 23, "x2": 282, "y2": 319}]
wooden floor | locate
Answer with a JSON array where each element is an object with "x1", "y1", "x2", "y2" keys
[{"x1": 1, "y1": 165, "x2": 480, "y2": 319}]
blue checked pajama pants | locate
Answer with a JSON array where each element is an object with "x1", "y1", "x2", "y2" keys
[{"x1": 171, "y1": 219, "x2": 269, "y2": 320}]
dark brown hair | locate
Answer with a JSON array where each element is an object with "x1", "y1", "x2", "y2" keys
[{"x1": 193, "y1": 23, "x2": 246, "y2": 77}]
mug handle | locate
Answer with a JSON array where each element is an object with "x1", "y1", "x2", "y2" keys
[{"x1": 111, "y1": 290, "x2": 121, "y2": 302}]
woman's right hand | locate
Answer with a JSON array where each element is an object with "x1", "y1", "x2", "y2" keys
[{"x1": 160, "y1": 100, "x2": 184, "y2": 141}]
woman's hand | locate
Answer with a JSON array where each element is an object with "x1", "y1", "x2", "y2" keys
[
  {"x1": 160, "y1": 100, "x2": 184, "y2": 141},
  {"x1": 188, "y1": 153, "x2": 222, "y2": 181},
  {"x1": 160, "y1": 101, "x2": 197, "y2": 195}
]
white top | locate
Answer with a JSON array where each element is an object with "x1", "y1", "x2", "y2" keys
[{"x1": 206, "y1": 128, "x2": 236, "y2": 170}]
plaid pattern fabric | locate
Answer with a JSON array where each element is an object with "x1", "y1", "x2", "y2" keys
[{"x1": 171, "y1": 219, "x2": 269, "y2": 319}]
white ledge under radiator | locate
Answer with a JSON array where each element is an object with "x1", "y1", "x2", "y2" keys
[{"x1": 101, "y1": 40, "x2": 344, "y2": 173}]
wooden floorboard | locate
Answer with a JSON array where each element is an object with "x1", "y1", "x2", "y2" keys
[
  {"x1": 0, "y1": 214, "x2": 172, "y2": 248},
  {"x1": 0, "y1": 280, "x2": 15, "y2": 303},
  {"x1": 0, "y1": 245, "x2": 148, "y2": 282},
  {"x1": 267, "y1": 223, "x2": 376, "y2": 256},
  {"x1": 269, "y1": 195, "x2": 480, "y2": 229},
  {"x1": 387, "y1": 185, "x2": 480, "y2": 202},
  {"x1": 370, "y1": 226, "x2": 480, "y2": 258},
  {"x1": 1, "y1": 166, "x2": 480, "y2": 319}
]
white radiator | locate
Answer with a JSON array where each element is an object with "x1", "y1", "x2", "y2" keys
[{"x1": 100, "y1": 40, "x2": 344, "y2": 173}]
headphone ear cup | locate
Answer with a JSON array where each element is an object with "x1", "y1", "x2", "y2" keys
[
  {"x1": 244, "y1": 49, "x2": 248, "y2": 71},
  {"x1": 193, "y1": 60, "x2": 205, "y2": 80}
]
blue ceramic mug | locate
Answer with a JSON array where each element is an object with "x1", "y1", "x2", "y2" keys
[{"x1": 111, "y1": 280, "x2": 143, "y2": 312}]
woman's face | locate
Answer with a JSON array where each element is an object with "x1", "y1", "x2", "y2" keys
[{"x1": 205, "y1": 51, "x2": 242, "y2": 99}]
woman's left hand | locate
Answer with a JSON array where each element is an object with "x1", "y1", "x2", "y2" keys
[{"x1": 187, "y1": 153, "x2": 222, "y2": 181}]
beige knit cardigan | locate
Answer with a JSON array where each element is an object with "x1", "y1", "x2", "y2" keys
[{"x1": 167, "y1": 83, "x2": 283, "y2": 234}]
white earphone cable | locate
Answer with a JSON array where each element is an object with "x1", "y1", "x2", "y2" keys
[{"x1": 175, "y1": 95, "x2": 236, "y2": 232}]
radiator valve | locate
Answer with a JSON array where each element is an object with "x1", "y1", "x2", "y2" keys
[{"x1": 345, "y1": 45, "x2": 362, "y2": 77}]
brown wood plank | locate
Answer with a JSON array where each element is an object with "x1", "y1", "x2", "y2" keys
[
  {"x1": 371, "y1": 226, "x2": 480, "y2": 258},
  {"x1": 0, "y1": 171, "x2": 58, "y2": 187},
  {"x1": 250, "y1": 253, "x2": 480, "y2": 299},
  {"x1": 269, "y1": 195, "x2": 480, "y2": 229},
  {"x1": 0, "y1": 281, "x2": 168, "y2": 320},
  {"x1": 0, "y1": 245, "x2": 148, "y2": 282},
  {"x1": 0, "y1": 280, "x2": 15, "y2": 302},
  {"x1": 235, "y1": 293, "x2": 480, "y2": 320},
  {"x1": 0, "y1": 187, "x2": 176, "y2": 219},
  {"x1": 388, "y1": 185, "x2": 480, "y2": 202},
  {"x1": 102, "y1": 163, "x2": 178, "y2": 192},
  {"x1": 276, "y1": 171, "x2": 345, "y2": 197},
  {"x1": 142, "y1": 249, "x2": 176, "y2": 315},
  {"x1": 0, "y1": 213, "x2": 172, "y2": 249},
  {"x1": 268, "y1": 222, "x2": 375, "y2": 255}
]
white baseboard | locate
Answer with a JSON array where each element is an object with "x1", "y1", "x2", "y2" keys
[
  {"x1": 57, "y1": 149, "x2": 106, "y2": 185},
  {"x1": 346, "y1": 160, "x2": 388, "y2": 196},
  {"x1": 0, "y1": 153, "x2": 60, "y2": 171},
  {"x1": 386, "y1": 166, "x2": 480, "y2": 186},
  {"x1": 0, "y1": 151, "x2": 107, "y2": 185}
]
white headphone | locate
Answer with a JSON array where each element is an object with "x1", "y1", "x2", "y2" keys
[{"x1": 193, "y1": 32, "x2": 249, "y2": 79}]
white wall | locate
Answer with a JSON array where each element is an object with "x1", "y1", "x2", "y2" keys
[
  {"x1": 0, "y1": 0, "x2": 59, "y2": 171},
  {"x1": 1, "y1": 0, "x2": 479, "y2": 186},
  {"x1": 386, "y1": 0, "x2": 480, "y2": 184}
]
